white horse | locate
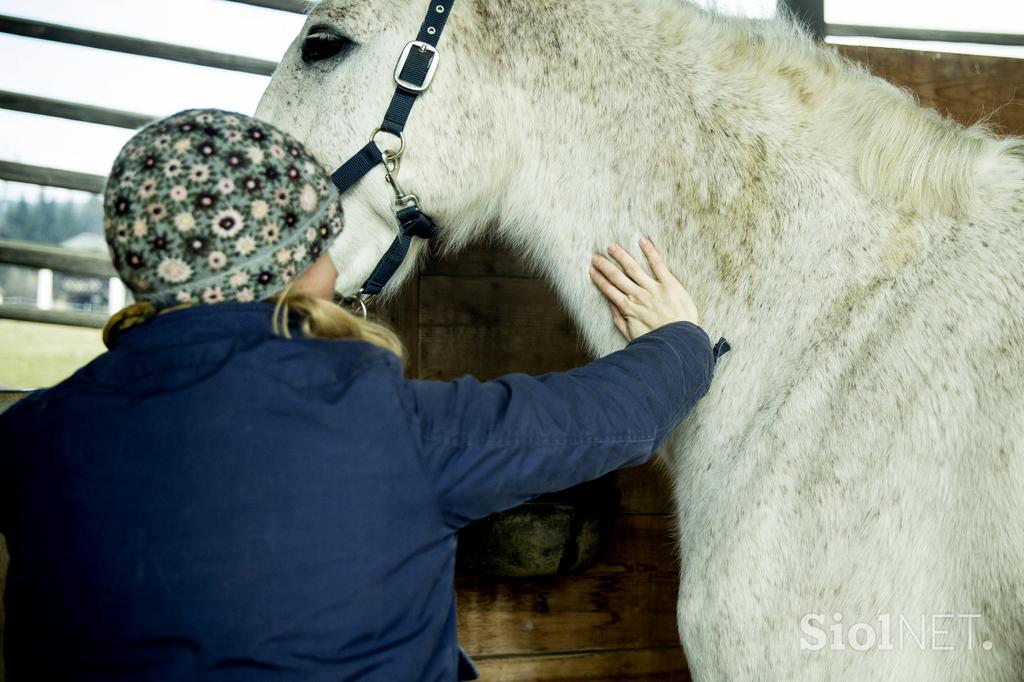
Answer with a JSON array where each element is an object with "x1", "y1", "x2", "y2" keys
[{"x1": 257, "y1": 1, "x2": 1024, "y2": 679}]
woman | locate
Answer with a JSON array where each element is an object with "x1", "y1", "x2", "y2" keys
[{"x1": 0, "y1": 110, "x2": 719, "y2": 681}]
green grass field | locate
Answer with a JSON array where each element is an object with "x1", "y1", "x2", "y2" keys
[{"x1": 0, "y1": 319, "x2": 106, "y2": 389}]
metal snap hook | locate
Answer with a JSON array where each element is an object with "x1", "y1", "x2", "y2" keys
[
  {"x1": 385, "y1": 171, "x2": 420, "y2": 209},
  {"x1": 382, "y1": 150, "x2": 401, "y2": 174}
]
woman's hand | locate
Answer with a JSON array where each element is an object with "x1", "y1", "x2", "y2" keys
[{"x1": 589, "y1": 238, "x2": 701, "y2": 341}]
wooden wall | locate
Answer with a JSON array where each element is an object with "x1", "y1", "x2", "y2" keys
[{"x1": 1, "y1": 45, "x2": 1021, "y2": 681}]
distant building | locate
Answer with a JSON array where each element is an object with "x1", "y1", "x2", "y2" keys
[{"x1": 56, "y1": 233, "x2": 116, "y2": 310}]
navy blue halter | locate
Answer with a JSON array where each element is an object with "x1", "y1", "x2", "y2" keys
[{"x1": 330, "y1": 0, "x2": 455, "y2": 305}]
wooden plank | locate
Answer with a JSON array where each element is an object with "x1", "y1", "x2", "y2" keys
[
  {"x1": 830, "y1": 24, "x2": 1024, "y2": 47},
  {"x1": 456, "y1": 514, "x2": 681, "y2": 655},
  {"x1": 0, "y1": 90, "x2": 155, "y2": 130},
  {"x1": 418, "y1": 276, "x2": 589, "y2": 381},
  {"x1": 424, "y1": 240, "x2": 539, "y2": 279},
  {"x1": 0, "y1": 305, "x2": 107, "y2": 329},
  {"x1": 0, "y1": 15, "x2": 278, "y2": 77},
  {"x1": 837, "y1": 45, "x2": 1024, "y2": 136},
  {"x1": 372, "y1": 277, "x2": 421, "y2": 379},
  {"x1": 0, "y1": 160, "x2": 105, "y2": 195},
  {"x1": 222, "y1": 0, "x2": 310, "y2": 13},
  {"x1": 0, "y1": 239, "x2": 117, "y2": 279},
  {"x1": 613, "y1": 461, "x2": 674, "y2": 516},
  {"x1": 473, "y1": 646, "x2": 690, "y2": 682}
]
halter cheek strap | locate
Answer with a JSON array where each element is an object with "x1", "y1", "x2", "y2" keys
[{"x1": 330, "y1": 0, "x2": 455, "y2": 305}]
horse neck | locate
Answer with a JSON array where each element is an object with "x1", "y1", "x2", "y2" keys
[
  {"x1": 490, "y1": 1, "x2": 998, "y2": 354},
  {"x1": 490, "y1": 4, "x2": 854, "y2": 349}
]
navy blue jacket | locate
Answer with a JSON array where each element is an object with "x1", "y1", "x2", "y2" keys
[{"x1": 0, "y1": 302, "x2": 715, "y2": 681}]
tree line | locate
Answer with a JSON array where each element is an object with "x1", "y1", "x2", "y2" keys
[{"x1": 0, "y1": 192, "x2": 104, "y2": 246}]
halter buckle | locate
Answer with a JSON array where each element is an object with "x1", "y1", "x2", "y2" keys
[{"x1": 394, "y1": 41, "x2": 439, "y2": 93}]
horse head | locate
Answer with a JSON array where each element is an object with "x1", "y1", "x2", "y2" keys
[{"x1": 258, "y1": 0, "x2": 531, "y2": 299}]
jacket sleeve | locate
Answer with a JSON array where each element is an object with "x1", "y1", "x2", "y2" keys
[{"x1": 398, "y1": 321, "x2": 716, "y2": 527}]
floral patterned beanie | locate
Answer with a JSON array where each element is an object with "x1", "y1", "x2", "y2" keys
[{"x1": 103, "y1": 108, "x2": 343, "y2": 317}]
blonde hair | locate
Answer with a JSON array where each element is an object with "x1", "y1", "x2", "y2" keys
[{"x1": 267, "y1": 285, "x2": 406, "y2": 364}]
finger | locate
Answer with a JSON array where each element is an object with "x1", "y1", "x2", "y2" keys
[
  {"x1": 609, "y1": 301, "x2": 629, "y2": 339},
  {"x1": 592, "y1": 253, "x2": 644, "y2": 298},
  {"x1": 639, "y1": 238, "x2": 673, "y2": 283},
  {"x1": 589, "y1": 265, "x2": 631, "y2": 309},
  {"x1": 607, "y1": 244, "x2": 656, "y2": 289}
]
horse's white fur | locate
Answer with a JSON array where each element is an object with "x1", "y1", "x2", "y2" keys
[{"x1": 258, "y1": 1, "x2": 1024, "y2": 679}]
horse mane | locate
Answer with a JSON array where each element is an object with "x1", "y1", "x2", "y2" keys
[
  {"x1": 688, "y1": 0, "x2": 1022, "y2": 218},
  {"x1": 834, "y1": 84, "x2": 1000, "y2": 219}
]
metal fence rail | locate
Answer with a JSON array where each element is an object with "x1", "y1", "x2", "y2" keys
[
  {"x1": 0, "y1": 14, "x2": 279, "y2": 76},
  {"x1": 0, "y1": 160, "x2": 106, "y2": 195},
  {"x1": 0, "y1": 306, "x2": 109, "y2": 329},
  {"x1": 828, "y1": 25, "x2": 1024, "y2": 47},
  {"x1": 779, "y1": 0, "x2": 1024, "y2": 45},
  {"x1": 778, "y1": 0, "x2": 825, "y2": 39},
  {"x1": 0, "y1": 90, "x2": 155, "y2": 130},
  {"x1": 0, "y1": 239, "x2": 117, "y2": 279},
  {"x1": 224, "y1": 0, "x2": 310, "y2": 13}
]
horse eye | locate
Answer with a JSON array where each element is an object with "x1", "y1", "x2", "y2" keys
[{"x1": 301, "y1": 27, "x2": 355, "y2": 64}]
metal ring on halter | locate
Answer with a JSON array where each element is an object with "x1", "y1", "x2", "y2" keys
[
  {"x1": 369, "y1": 128, "x2": 405, "y2": 159},
  {"x1": 333, "y1": 293, "x2": 369, "y2": 319},
  {"x1": 350, "y1": 297, "x2": 368, "y2": 319}
]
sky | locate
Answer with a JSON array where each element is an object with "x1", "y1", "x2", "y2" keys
[{"x1": 0, "y1": 0, "x2": 1021, "y2": 206}]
